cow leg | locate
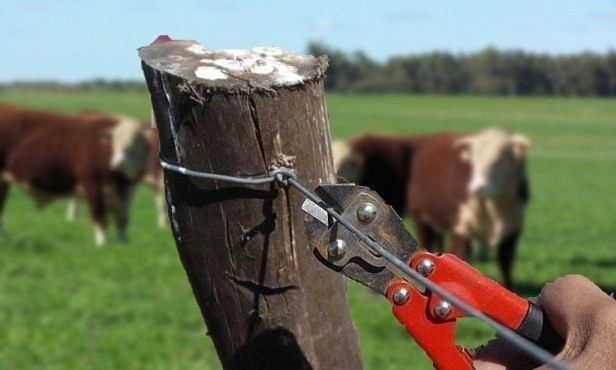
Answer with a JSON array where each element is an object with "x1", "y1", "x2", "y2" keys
[
  {"x1": 0, "y1": 180, "x2": 9, "y2": 236},
  {"x1": 413, "y1": 219, "x2": 438, "y2": 251},
  {"x1": 477, "y1": 245, "x2": 490, "y2": 262},
  {"x1": 433, "y1": 231, "x2": 445, "y2": 254},
  {"x1": 112, "y1": 196, "x2": 130, "y2": 243},
  {"x1": 84, "y1": 182, "x2": 107, "y2": 247},
  {"x1": 66, "y1": 197, "x2": 78, "y2": 222},
  {"x1": 450, "y1": 232, "x2": 472, "y2": 262},
  {"x1": 156, "y1": 194, "x2": 168, "y2": 228},
  {"x1": 155, "y1": 181, "x2": 168, "y2": 228},
  {"x1": 497, "y1": 232, "x2": 520, "y2": 290},
  {"x1": 110, "y1": 183, "x2": 133, "y2": 243}
]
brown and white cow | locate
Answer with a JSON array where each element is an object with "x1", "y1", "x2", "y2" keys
[
  {"x1": 408, "y1": 128, "x2": 530, "y2": 288},
  {"x1": 66, "y1": 120, "x2": 168, "y2": 229},
  {"x1": 0, "y1": 104, "x2": 151, "y2": 246},
  {"x1": 335, "y1": 128, "x2": 530, "y2": 288}
]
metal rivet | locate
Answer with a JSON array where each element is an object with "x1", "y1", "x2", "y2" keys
[
  {"x1": 392, "y1": 287, "x2": 411, "y2": 305},
  {"x1": 417, "y1": 258, "x2": 435, "y2": 277},
  {"x1": 328, "y1": 239, "x2": 347, "y2": 260},
  {"x1": 356, "y1": 203, "x2": 377, "y2": 223},
  {"x1": 434, "y1": 300, "x2": 452, "y2": 319}
]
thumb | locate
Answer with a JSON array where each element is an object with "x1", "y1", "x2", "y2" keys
[{"x1": 536, "y1": 275, "x2": 616, "y2": 368}]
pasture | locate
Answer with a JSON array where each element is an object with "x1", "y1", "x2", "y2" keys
[{"x1": 0, "y1": 90, "x2": 615, "y2": 369}]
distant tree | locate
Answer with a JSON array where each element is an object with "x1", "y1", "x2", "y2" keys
[
  {"x1": 307, "y1": 41, "x2": 357, "y2": 91},
  {"x1": 415, "y1": 52, "x2": 465, "y2": 93},
  {"x1": 607, "y1": 51, "x2": 616, "y2": 95},
  {"x1": 382, "y1": 58, "x2": 413, "y2": 92},
  {"x1": 388, "y1": 56, "x2": 423, "y2": 92},
  {"x1": 305, "y1": 42, "x2": 616, "y2": 96},
  {"x1": 466, "y1": 47, "x2": 514, "y2": 95}
]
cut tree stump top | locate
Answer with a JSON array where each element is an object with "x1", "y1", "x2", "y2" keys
[{"x1": 138, "y1": 38, "x2": 328, "y2": 92}]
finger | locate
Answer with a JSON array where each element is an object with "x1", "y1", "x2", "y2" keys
[
  {"x1": 537, "y1": 275, "x2": 612, "y2": 339},
  {"x1": 473, "y1": 336, "x2": 537, "y2": 370},
  {"x1": 537, "y1": 275, "x2": 616, "y2": 366}
]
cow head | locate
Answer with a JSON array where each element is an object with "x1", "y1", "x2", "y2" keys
[
  {"x1": 457, "y1": 128, "x2": 529, "y2": 197},
  {"x1": 110, "y1": 117, "x2": 151, "y2": 181},
  {"x1": 332, "y1": 139, "x2": 364, "y2": 182}
]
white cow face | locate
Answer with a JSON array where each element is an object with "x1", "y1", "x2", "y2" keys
[
  {"x1": 110, "y1": 117, "x2": 151, "y2": 180},
  {"x1": 457, "y1": 128, "x2": 529, "y2": 197}
]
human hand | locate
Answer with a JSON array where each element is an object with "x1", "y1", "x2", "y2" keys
[{"x1": 474, "y1": 275, "x2": 616, "y2": 369}]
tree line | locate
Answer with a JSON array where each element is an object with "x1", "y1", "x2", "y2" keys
[
  {"x1": 308, "y1": 42, "x2": 616, "y2": 96},
  {"x1": 0, "y1": 79, "x2": 146, "y2": 92},
  {"x1": 3, "y1": 44, "x2": 616, "y2": 96}
]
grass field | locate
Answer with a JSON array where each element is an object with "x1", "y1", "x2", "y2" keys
[{"x1": 0, "y1": 90, "x2": 615, "y2": 369}]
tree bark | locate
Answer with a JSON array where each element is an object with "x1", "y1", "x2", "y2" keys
[{"x1": 139, "y1": 37, "x2": 362, "y2": 370}]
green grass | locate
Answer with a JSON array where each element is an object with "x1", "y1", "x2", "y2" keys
[{"x1": 1, "y1": 91, "x2": 615, "y2": 369}]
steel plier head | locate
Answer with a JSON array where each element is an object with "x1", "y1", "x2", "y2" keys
[
  {"x1": 301, "y1": 183, "x2": 563, "y2": 370},
  {"x1": 302, "y1": 183, "x2": 418, "y2": 295}
]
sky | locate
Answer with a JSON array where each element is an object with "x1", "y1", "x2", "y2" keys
[{"x1": 1, "y1": 0, "x2": 615, "y2": 82}]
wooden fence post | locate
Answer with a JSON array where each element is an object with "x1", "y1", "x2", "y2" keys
[{"x1": 139, "y1": 37, "x2": 362, "y2": 369}]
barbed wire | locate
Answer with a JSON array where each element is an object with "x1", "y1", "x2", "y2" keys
[{"x1": 160, "y1": 158, "x2": 568, "y2": 370}]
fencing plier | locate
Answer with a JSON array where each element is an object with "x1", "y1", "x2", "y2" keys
[{"x1": 301, "y1": 184, "x2": 562, "y2": 370}]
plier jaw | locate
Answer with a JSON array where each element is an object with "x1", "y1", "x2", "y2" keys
[{"x1": 302, "y1": 184, "x2": 418, "y2": 295}]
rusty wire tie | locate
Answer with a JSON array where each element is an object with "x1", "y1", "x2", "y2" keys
[{"x1": 158, "y1": 157, "x2": 568, "y2": 370}]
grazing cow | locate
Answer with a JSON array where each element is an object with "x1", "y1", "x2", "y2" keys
[
  {"x1": 334, "y1": 128, "x2": 530, "y2": 288},
  {"x1": 0, "y1": 104, "x2": 151, "y2": 245},
  {"x1": 66, "y1": 119, "x2": 168, "y2": 229}
]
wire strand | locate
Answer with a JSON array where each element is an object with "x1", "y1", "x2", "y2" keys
[
  {"x1": 160, "y1": 158, "x2": 568, "y2": 370},
  {"x1": 159, "y1": 160, "x2": 297, "y2": 186}
]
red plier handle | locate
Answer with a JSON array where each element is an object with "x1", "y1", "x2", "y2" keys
[{"x1": 386, "y1": 252, "x2": 561, "y2": 370}]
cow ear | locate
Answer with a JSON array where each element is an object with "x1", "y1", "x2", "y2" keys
[
  {"x1": 455, "y1": 136, "x2": 473, "y2": 162},
  {"x1": 460, "y1": 149, "x2": 471, "y2": 162},
  {"x1": 455, "y1": 136, "x2": 472, "y2": 147},
  {"x1": 510, "y1": 134, "x2": 530, "y2": 159}
]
